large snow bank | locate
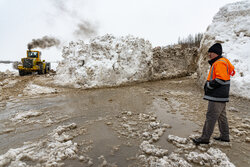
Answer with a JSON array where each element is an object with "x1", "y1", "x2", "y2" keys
[
  {"x1": 55, "y1": 34, "x2": 153, "y2": 88},
  {"x1": 197, "y1": 0, "x2": 250, "y2": 99}
]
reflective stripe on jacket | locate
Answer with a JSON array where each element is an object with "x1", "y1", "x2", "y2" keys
[{"x1": 204, "y1": 57, "x2": 235, "y2": 102}]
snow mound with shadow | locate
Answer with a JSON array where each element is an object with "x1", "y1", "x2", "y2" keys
[{"x1": 55, "y1": 34, "x2": 153, "y2": 88}]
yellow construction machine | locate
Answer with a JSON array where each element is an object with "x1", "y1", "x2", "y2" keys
[{"x1": 18, "y1": 50, "x2": 50, "y2": 76}]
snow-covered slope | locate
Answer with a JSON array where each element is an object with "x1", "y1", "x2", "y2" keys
[
  {"x1": 197, "y1": 0, "x2": 250, "y2": 99},
  {"x1": 55, "y1": 34, "x2": 153, "y2": 88}
]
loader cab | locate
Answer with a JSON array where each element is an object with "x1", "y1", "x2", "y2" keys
[{"x1": 27, "y1": 50, "x2": 41, "y2": 59}]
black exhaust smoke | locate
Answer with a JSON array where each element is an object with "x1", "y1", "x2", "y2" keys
[
  {"x1": 74, "y1": 21, "x2": 97, "y2": 38},
  {"x1": 27, "y1": 36, "x2": 61, "y2": 50},
  {"x1": 52, "y1": 0, "x2": 98, "y2": 39}
]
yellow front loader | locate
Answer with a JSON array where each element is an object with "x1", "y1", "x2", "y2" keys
[{"x1": 18, "y1": 50, "x2": 50, "y2": 76}]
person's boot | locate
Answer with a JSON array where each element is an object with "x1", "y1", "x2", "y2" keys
[
  {"x1": 213, "y1": 136, "x2": 230, "y2": 142},
  {"x1": 192, "y1": 138, "x2": 209, "y2": 145}
]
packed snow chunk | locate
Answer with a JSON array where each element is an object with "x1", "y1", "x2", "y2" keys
[
  {"x1": 168, "y1": 135, "x2": 188, "y2": 144},
  {"x1": 185, "y1": 148, "x2": 235, "y2": 167},
  {"x1": 23, "y1": 83, "x2": 58, "y2": 95},
  {"x1": 140, "y1": 141, "x2": 168, "y2": 157},
  {"x1": 151, "y1": 128, "x2": 165, "y2": 142},
  {"x1": 11, "y1": 109, "x2": 43, "y2": 122},
  {"x1": 55, "y1": 34, "x2": 153, "y2": 88},
  {"x1": 197, "y1": 1, "x2": 250, "y2": 99},
  {"x1": 149, "y1": 121, "x2": 160, "y2": 129},
  {"x1": 50, "y1": 123, "x2": 77, "y2": 142}
]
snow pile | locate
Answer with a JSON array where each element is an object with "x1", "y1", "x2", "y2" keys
[
  {"x1": 55, "y1": 34, "x2": 153, "y2": 88},
  {"x1": 197, "y1": 0, "x2": 250, "y2": 99},
  {"x1": 23, "y1": 83, "x2": 58, "y2": 95},
  {"x1": 185, "y1": 148, "x2": 235, "y2": 167},
  {"x1": 168, "y1": 135, "x2": 188, "y2": 144},
  {"x1": 168, "y1": 135, "x2": 195, "y2": 151},
  {"x1": 0, "y1": 123, "x2": 78, "y2": 167}
]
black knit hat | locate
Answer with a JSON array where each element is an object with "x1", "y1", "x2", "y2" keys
[{"x1": 208, "y1": 43, "x2": 222, "y2": 56}]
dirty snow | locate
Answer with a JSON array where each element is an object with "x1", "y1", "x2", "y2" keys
[
  {"x1": 55, "y1": 34, "x2": 153, "y2": 88},
  {"x1": 23, "y1": 83, "x2": 58, "y2": 95},
  {"x1": 139, "y1": 152, "x2": 192, "y2": 167},
  {"x1": 140, "y1": 141, "x2": 168, "y2": 157},
  {"x1": 0, "y1": 123, "x2": 78, "y2": 167},
  {"x1": 11, "y1": 110, "x2": 43, "y2": 122},
  {"x1": 152, "y1": 46, "x2": 198, "y2": 79},
  {"x1": 0, "y1": 78, "x2": 18, "y2": 88},
  {"x1": 139, "y1": 132, "x2": 236, "y2": 167},
  {"x1": 168, "y1": 135, "x2": 188, "y2": 144},
  {"x1": 198, "y1": 0, "x2": 250, "y2": 99},
  {"x1": 186, "y1": 148, "x2": 235, "y2": 167}
]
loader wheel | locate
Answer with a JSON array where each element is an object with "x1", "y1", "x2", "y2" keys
[
  {"x1": 44, "y1": 66, "x2": 49, "y2": 74},
  {"x1": 45, "y1": 63, "x2": 50, "y2": 74},
  {"x1": 19, "y1": 70, "x2": 26, "y2": 76},
  {"x1": 38, "y1": 64, "x2": 44, "y2": 75}
]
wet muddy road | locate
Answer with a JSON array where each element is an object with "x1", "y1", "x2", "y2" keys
[{"x1": 0, "y1": 76, "x2": 249, "y2": 167}]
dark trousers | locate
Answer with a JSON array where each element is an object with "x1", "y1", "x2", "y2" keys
[{"x1": 201, "y1": 101, "x2": 229, "y2": 140}]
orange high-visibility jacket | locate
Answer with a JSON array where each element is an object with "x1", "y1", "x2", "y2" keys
[
  {"x1": 204, "y1": 57, "x2": 235, "y2": 102},
  {"x1": 207, "y1": 57, "x2": 235, "y2": 81}
]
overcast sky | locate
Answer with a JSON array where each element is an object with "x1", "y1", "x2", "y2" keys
[{"x1": 0, "y1": 0, "x2": 239, "y2": 61}]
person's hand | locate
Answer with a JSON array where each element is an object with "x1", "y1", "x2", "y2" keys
[{"x1": 231, "y1": 70, "x2": 235, "y2": 76}]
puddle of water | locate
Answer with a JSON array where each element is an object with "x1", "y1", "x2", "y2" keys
[
  {"x1": 148, "y1": 97, "x2": 199, "y2": 153},
  {"x1": 72, "y1": 121, "x2": 138, "y2": 166},
  {"x1": 0, "y1": 86, "x2": 150, "y2": 165}
]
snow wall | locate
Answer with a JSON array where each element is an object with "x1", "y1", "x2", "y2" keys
[
  {"x1": 197, "y1": 0, "x2": 250, "y2": 99},
  {"x1": 55, "y1": 34, "x2": 153, "y2": 88},
  {"x1": 55, "y1": 34, "x2": 198, "y2": 89},
  {"x1": 153, "y1": 46, "x2": 198, "y2": 80}
]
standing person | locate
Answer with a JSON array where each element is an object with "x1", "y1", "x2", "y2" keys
[{"x1": 192, "y1": 43, "x2": 235, "y2": 145}]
